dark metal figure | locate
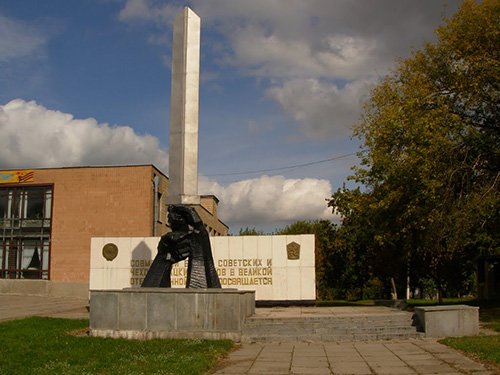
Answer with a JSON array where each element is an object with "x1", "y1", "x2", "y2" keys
[{"x1": 141, "y1": 205, "x2": 221, "y2": 288}]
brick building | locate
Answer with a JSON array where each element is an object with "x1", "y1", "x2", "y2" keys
[{"x1": 0, "y1": 165, "x2": 227, "y2": 297}]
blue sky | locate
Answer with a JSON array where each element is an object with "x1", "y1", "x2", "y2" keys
[{"x1": 0, "y1": 0, "x2": 461, "y2": 232}]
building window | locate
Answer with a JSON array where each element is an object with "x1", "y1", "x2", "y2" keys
[{"x1": 0, "y1": 186, "x2": 52, "y2": 279}]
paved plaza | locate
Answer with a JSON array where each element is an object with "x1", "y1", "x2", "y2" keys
[
  {"x1": 0, "y1": 294, "x2": 89, "y2": 321},
  {"x1": 215, "y1": 340, "x2": 493, "y2": 375},
  {"x1": 0, "y1": 295, "x2": 495, "y2": 375}
]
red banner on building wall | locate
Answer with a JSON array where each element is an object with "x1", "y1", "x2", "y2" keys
[{"x1": 0, "y1": 170, "x2": 34, "y2": 184}]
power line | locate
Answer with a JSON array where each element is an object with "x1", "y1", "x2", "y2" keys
[{"x1": 203, "y1": 151, "x2": 364, "y2": 177}]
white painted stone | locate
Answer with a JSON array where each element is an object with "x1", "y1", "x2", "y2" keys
[
  {"x1": 271, "y1": 236, "x2": 288, "y2": 268},
  {"x1": 286, "y1": 267, "x2": 302, "y2": 300},
  {"x1": 242, "y1": 236, "x2": 258, "y2": 259},
  {"x1": 212, "y1": 236, "x2": 229, "y2": 259},
  {"x1": 90, "y1": 238, "x2": 105, "y2": 269},
  {"x1": 299, "y1": 236, "x2": 315, "y2": 267},
  {"x1": 301, "y1": 267, "x2": 316, "y2": 298},
  {"x1": 90, "y1": 235, "x2": 316, "y2": 302},
  {"x1": 89, "y1": 269, "x2": 103, "y2": 290},
  {"x1": 257, "y1": 236, "x2": 272, "y2": 260},
  {"x1": 272, "y1": 266, "x2": 288, "y2": 301},
  {"x1": 228, "y1": 236, "x2": 244, "y2": 260}
]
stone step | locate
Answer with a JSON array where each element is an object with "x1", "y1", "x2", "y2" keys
[
  {"x1": 243, "y1": 319, "x2": 415, "y2": 328},
  {"x1": 241, "y1": 312, "x2": 422, "y2": 343},
  {"x1": 241, "y1": 331, "x2": 424, "y2": 343},
  {"x1": 243, "y1": 319, "x2": 416, "y2": 329},
  {"x1": 244, "y1": 316, "x2": 414, "y2": 325},
  {"x1": 242, "y1": 325, "x2": 419, "y2": 335}
]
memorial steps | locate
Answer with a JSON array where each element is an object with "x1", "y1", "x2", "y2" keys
[{"x1": 241, "y1": 306, "x2": 424, "y2": 343}]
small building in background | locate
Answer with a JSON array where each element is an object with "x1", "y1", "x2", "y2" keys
[{"x1": 0, "y1": 165, "x2": 227, "y2": 298}]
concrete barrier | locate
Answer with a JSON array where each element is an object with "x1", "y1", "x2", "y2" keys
[
  {"x1": 414, "y1": 305, "x2": 479, "y2": 337},
  {"x1": 90, "y1": 288, "x2": 255, "y2": 341}
]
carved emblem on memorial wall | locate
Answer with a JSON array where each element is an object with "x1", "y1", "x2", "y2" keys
[
  {"x1": 102, "y1": 243, "x2": 118, "y2": 261},
  {"x1": 287, "y1": 242, "x2": 300, "y2": 260}
]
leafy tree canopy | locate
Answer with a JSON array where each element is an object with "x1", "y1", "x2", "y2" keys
[
  {"x1": 237, "y1": 227, "x2": 266, "y2": 236},
  {"x1": 329, "y1": 0, "x2": 500, "y2": 300}
]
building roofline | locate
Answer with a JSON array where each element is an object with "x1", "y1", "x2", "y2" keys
[
  {"x1": 1, "y1": 164, "x2": 169, "y2": 179},
  {"x1": 200, "y1": 194, "x2": 219, "y2": 204}
]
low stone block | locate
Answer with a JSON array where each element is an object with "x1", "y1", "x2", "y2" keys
[
  {"x1": 146, "y1": 292, "x2": 176, "y2": 331},
  {"x1": 118, "y1": 292, "x2": 147, "y2": 330},
  {"x1": 414, "y1": 305, "x2": 479, "y2": 337},
  {"x1": 90, "y1": 292, "x2": 118, "y2": 330}
]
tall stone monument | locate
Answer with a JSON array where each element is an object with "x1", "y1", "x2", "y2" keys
[
  {"x1": 89, "y1": 6, "x2": 255, "y2": 342},
  {"x1": 166, "y1": 7, "x2": 201, "y2": 205}
]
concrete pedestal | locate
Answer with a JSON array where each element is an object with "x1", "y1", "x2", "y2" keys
[
  {"x1": 414, "y1": 305, "x2": 479, "y2": 337},
  {"x1": 89, "y1": 288, "x2": 255, "y2": 341}
]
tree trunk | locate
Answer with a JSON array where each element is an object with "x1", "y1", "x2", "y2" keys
[
  {"x1": 391, "y1": 277, "x2": 398, "y2": 300},
  {"x1": 436, "y1": 269, "x2": 443, "y2": 304}
]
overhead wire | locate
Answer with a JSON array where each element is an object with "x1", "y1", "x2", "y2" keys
[{"x1": 201, "y1": 150, "x2": 366, "y2": 182}]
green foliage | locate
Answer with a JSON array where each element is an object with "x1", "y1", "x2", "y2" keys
[
  {"x1": 329, "y1": 0, "x2": 500, "y2": 301},
  {"x1": 0, "y1": 317, "x2": 233, "y2": 375},
  {"x1": 237, "y1": 227, "x2": 266, "y2": 236}
]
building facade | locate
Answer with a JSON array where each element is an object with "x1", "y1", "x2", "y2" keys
[{"x1": 0, "y1": 165, "x2": 227, "y2": 297}]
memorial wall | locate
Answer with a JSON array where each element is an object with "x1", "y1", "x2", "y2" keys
[{"x1": 90, "y1": 235, "x2": 315, "y2": 302}]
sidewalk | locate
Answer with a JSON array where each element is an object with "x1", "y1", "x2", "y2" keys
[
  {"x1": 215, "y1": 340, "x2": 493, "y2": 375},
  {"x1": 0, "y1": 294, "x2": 89, "y2": 321}
]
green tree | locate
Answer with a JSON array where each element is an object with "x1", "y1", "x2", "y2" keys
[
  {"x1": 330, "y1": 186, "x2": 404, "y2": 300},
  {"x1": 237, "y1": 227, "x2": 266, "y2": 236},
  {"x1": 330, "y1": 0, "x2": 500, "y2": 302}
]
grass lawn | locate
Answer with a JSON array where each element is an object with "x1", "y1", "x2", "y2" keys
[
  {"x1": 441, "y1": 335, "x2": 500, "y2": 373},
  {"x1": 0, "y1": 317, "x2": 233, "y2": 375}
]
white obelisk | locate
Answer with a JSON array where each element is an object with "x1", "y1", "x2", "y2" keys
[{"x1": 166, "y1": 7, "x2": 201, "y2": 205}]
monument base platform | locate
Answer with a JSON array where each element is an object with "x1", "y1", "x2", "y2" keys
[{"x1": 90, "y1": 288, "x2": 255, "y2": 341}]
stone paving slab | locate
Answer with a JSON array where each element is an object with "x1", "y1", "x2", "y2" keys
[{"x1": 214, "y1": 339, "x2": 494, "y2": 375}]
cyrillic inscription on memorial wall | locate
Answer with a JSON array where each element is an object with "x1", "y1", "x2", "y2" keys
[
  {"x1": 129, "y1": 258, "x2": 273, "y2": 287},
  {"x1": 129, "y1": 259, "x2": 152, "y2": 286},
  {"x1": 216, "y1": 258, "x2": 273, "y2": 286}
]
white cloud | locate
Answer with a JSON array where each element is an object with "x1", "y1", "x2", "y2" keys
[
  {"x1": 199, "y1": 174, "x2": 334, "y2": 227},
  {"x1": 117, "y1": 0, "x2": 458, "y2": 142},
  {"x1": 118, "y1": 0, "x2": 182, "y2": 25},
  {"x1": 191, "y1": 0, "x2": 457, "y2": 80},
  {"x1": 266, "y1": 78, "x2": 375, "y2": 139},
  {"x1": 0, "y1": 99, "x2": 168, "y2": 171},
  {"x1": 0, "y1": 99, "x2": 335, "y2": 229},
  {"x1": 0, "y1": 14, "x2": 48, "y2": 62},
  {"x1": 217, "y1": 21, "x2": 381, "y2": 80}
]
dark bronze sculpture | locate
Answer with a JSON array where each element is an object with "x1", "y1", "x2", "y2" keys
[{"x1": 141, "y1": 205, "x2": 221, "y2": 288}]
